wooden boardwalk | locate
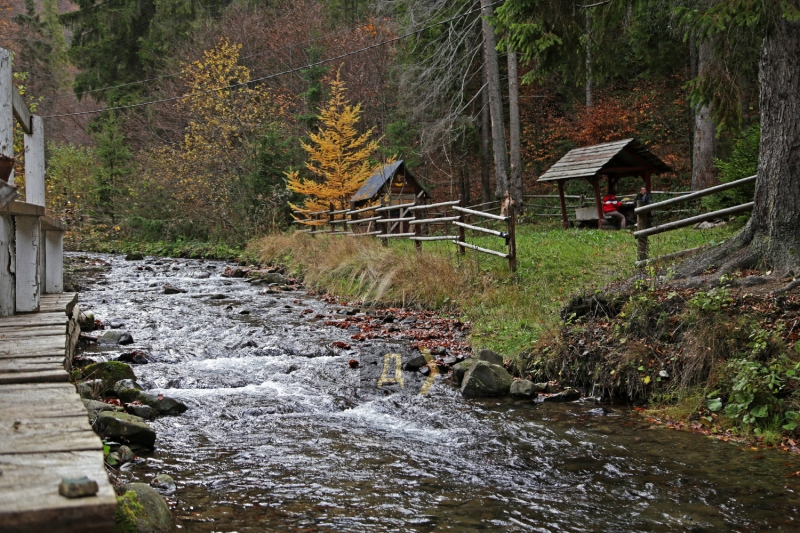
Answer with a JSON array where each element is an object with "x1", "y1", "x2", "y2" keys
[{"x1": 0, "y1": 294, "x2": 117, "y2": 533}]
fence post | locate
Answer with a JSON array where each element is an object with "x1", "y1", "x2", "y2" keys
[
  {"x1": 636, "y1": 200, "x2": 648, "y2": 263},
  {"x1": 328, "y1": 203, "x2": 335, "y2": 234},
  {"x1": 413, "y1": 199, "x2": 421, "y2": 251},
  {"x1": 380, "y1": 198, "x2": 388, "y2": 247},
  {"x1": 0, "y1": 49, "x2": 15, "y2": 315},
  {"x1": 507, "y1": 200, "x2": 517, "y2": 272},
  {"x1": 24, "y1": 116, "x2": 45, "y2": 206},
  {"x1": 457, "y1": 198, "x2": 466, "y2": 255}
]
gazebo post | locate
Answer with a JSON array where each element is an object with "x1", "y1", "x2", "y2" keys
[
  {"x1": 557, "y1": 180, "x2": 569, "y2": 229},
  {"x1": 591, "y1": 177, "x2": 604, "y2": 229}
]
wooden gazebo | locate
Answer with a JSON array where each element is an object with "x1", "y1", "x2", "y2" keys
[
  {"x1": 538, "y1": 138, "x2": 671, "y2": 228},
  {"x1": 350, "y1": 160, "x2": 430, "y2": 209}
]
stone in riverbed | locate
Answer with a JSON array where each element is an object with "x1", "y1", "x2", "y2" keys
[
  {"x1": 82, "y1": 398, "x2": 125, "y2": 423},
  {"x1": 116, "y1": 483, "x2": 174, "y2": 533},
  {"x1": 82, "y1": 361, "x2": 136, "y2": 390},
  {"x1": 125, "y1": 252, "x2": 144, "y2": 261},
  {"x1": 58, "y1": 476, "x2": 99, "y2": 498},
  {"x1": 108, "y1": 318, "x2": 124, "y2": 329},
  {"x1": 137, "y1": 392, "x2": 188, "y2": 415},
  {"x1": 510, "y1": 379, "x2": 538, "y2": 399},
  {"x1": 150, "y1": 474, "x2": 176, "y2": 495},
  {"x1": 163, "y1": 284, "x2": 187, "y2": 295},
  {"x1": 114, "y1": 379, "x2": 143, "y2": 403},
  {"x1": 95, "y1": 411, "x2": 156, "y2": 447},
  {"x1": 126, "y1": 404, "x2": 157, "y2": 420},
  {"x1": 478, "y1": 348, "x2": 504, "y2": 366},
  {"x1": 118, "y1": 445, "x2": 135, "y2": 463},
  {"x1": 460, "y1": 361, "x2": 512, "y2": 398},
  {"x1": 451, "y1": 358, "x2": 478, "y2": 386},
  {"x1": 98, "y1": 330, "x2": 134, "y2": 346},
  {"x1": 77, "y1": 379, "x2": 105, "y2": 399},
  {"x1": 403, "y1": 353, "x2": 428, "y2": 371},
  {"x1": 543, "y1": 388, "x2": 581, "y2": 402}
]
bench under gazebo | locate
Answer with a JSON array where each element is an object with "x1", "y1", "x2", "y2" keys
[{"x1": 538, "y1": 138, "x2": 671, "y2": 229}]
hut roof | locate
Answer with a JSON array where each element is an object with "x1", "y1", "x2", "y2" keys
[
  {"x1": 537, "y1": 138, "x2": 671, "y2": 182},
  {"x1": 351, "y1": 160, "x2": 427, "y2": 203}
]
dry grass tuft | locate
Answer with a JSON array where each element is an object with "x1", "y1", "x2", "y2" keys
[{"x1": 249, "y1": 233, "x2": 491, "y2": 309}]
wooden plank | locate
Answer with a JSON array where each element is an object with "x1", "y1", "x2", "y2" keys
[
  {"x1": 0, "y1": 450, "x2": 116, "y2": 533},
  {"x1": 0, "y1": 338, "x2": 66, "y2": 357},
  {"x1": 635, "y1": 175, "x2": 757, "y2": 214},
  {"x1": 0, "y1": 328, "x2": 66, "y2": 338},
  {"x1": 11, "y1": 86, "x2": 31, "y2": 134},
  {"x1": 409, "y1": 216, "x2": 460, "y2": 225},
  {"x1": 377, "y1": 217, "x2": 413, "y2": 223},
  {"x1": 633, "y1": 202, "x2": 754, "y2": 238},
  {"x1": 15, "y1": 216, "x2": 41, "y2": 313},
  {"x1": 0, "y1": 416, "x2": 101, "y2": 454},
  {"x1": 382, "y1": 232, "x2": 416, "y2": 238},
  {"x1": 406, "y1": 200, "x2": 461, "y2": 211},
  {"x1": 453, "y1": 220, "x2": 507, "y2": 237},
  {"x1": 452, "y1": 240, "x2": 509, "y2": 258},
  {"x1": 452, "y1": 205, "x2": 509, "y2": 221},
  {"x1": 346, "y1": 216, "x2": 380, "y2": 225},
  {"x1": 0, "y1": 357, "x2": 64, "y2": 372},
  {"x1": 0, "y1": 201, "x2": 45, "y2": 217},
  {"x1": 409, "y1": 235, "x2": 459, "y2": 241},
  {"x1": 346, "y1": 204, "x2": 379, "y2": 215},
  {"x1": 41, "y1": 215, "x2": 67, "y2": 231},
  {"x1": 375, "y1": 202, "x2": 415, "y2": 212},
  {"x1": 40, "y1": 293, "x2": 77, "y2": 315},
  {"x1": 0, "y1": 369, "x2": 68, "y2": 384},
  {"x1": 23, "y1": 116, "x2": 44, "y2": 205},
  {"x1": 347, "y1": 231, "x2": 383, "y2": 237},
  {"x1": 0, "y1": 312, "x2": 69, "y2": 327}
]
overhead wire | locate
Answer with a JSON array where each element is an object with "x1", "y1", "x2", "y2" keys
[{"x1": 43, "y1": 0, "x2": 500, "y2": 119}]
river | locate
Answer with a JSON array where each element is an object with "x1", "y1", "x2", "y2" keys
[{"x1": 73, "y1": 252, "x2": 800, "y2": 532}]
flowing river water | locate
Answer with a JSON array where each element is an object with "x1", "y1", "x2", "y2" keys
[{"x1": 73, "y1": 252, "x2": 800, "y2": 532}]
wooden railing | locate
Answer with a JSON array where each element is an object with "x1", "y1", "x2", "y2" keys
[
  {"x1": 293, "y1": 197, "x2": 517, "y2": 272},
  {"x1": 633, "y1": 175, "x2": 756, "y2": 266},
  {"x1": 0, "y1": 47, "x2": 66, "y2": 316}
]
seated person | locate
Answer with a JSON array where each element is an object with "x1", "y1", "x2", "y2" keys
[
  {"x1": 634, "y1": 187, "x2": 651, "y2": 205},
  {"x1": 602, "y1": 188, "x2": 626, "y2": 228}
]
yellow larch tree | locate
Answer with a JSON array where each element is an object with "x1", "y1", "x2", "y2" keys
[{"x1": 287, "y1": 71, "x2": 379, "y2": 216}]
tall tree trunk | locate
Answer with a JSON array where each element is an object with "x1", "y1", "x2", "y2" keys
[
  {"x1": 692, "y1": 38, "x2": 716, "y2": 190},
  {"x1": 480, "y1": 0, "x2": 509, "y2": 200},
  {"x1": 747, "y1": 16, "x2": 800, "y2": 271},
  {"x1": 460, "y1": 162, "x2": 471, "y2": 206},
  {"x1": 585, "y1": 10, "x2": 593, "y2": 109},
  {"x1": 689, "y1": 31, "x2": 697, "y2": 170},
  {"x1": 507, "y1": 50, "x2": 523, "y2": 211},
  {"x1": 480, "y1": 63, "x2": 492, "y2": 203}
]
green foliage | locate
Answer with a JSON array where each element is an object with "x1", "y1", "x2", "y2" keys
[
  {"x1": 114, "y1": 491, "x2": 144, "y2": 533},
  {"x1": 91, "y1": 117, "x2": 133, "y2": 223},
  {"x1": 688, "y1": 287, "x2": 733, "y2": 312},
  {"x1": 703, "y1": 124, "x2": 759, "y2": 211}
]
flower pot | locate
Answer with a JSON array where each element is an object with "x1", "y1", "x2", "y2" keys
[{"x1": 0, "y1": 156, "x2": 13, "y2": 183}]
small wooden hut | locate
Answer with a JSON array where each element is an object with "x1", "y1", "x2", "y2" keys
[
  {"x1": 538, "y1": 138, "x2": 671, "y2": 229},
  {"x1": 350, "y1": 160, "x2": 430, "y2": 234}
]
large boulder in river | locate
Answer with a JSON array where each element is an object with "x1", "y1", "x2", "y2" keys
[
  {"x1": 543, "y1": 388, "x2": 581, "y2": 402},
  {"x1": 114, "y1": 379, "x2": 143, "y2": 403},
  {"x1": 510, "y1": 379, "x2": 538, "y2": 399},
  {"x1": 82, "y1": 361, "x2": 136, "y2": 391},
  {"x1": 95, "y1": 411, "x2": 156, "y2": 447},
  {"x1": 478, "y1": 348, "x2": 504, "y2": 366},
  {"x1": 137, "y1": 392, "x2": 188, "y2": 415},
  {"x1": 98, "y1": 330, "x2": 134, "y2": 346},
  {"x1": 452, "y1": 358, "x2": 478, "y2": 386},
  {"x1": 82, "y1": 399, "x2": 125, "y2": 423},
  {"x1": 115, "y1": 483, "x2": 174, "y2": 533},
  {"x1": 460, "y1": 361, "x2": 512, "y2": 398}
]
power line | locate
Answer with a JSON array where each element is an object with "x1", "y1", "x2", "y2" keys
[{"x1": 43, "y1": 1, "x2": 497, "y2": 119}]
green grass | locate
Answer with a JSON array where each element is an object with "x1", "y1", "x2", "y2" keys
[
  {"x1": 250, "y1": 217, "x2": 744, "y2": 358},
  {"x1": 70, "y1": 238, "x2": 244, "y2": 261}
]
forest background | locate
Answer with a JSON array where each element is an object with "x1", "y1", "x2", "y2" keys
[{"x1": 0, "y1": 0, "x2": 761, "y2": 250}]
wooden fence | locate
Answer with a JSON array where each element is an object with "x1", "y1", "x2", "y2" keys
[
  {"x1": 0, "y1": 48, "x2": 66, "y2": 316},
  {"x1": 293, "y1": 198, "x2": 517, "y2": 272},
  {"x1": 633, "y1": 175, "x2": 756, "y2": 266}
]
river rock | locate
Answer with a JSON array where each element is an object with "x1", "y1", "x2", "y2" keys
[
  {"x1": 543, "y1": 388, "x2": 581, "y2": 402},
  {"x1": 95, "y1": 412, "x2": 156, "y2": 447},
  {"x1": 163, "y1": 285, "x2": 186, "y2": 295},
  {"x1": 478, "y1": 348, "x2": 504, "y2": 366},
  {"x1": 82, "y1": 398, "x2": 124, "y2": 423},
  {"x1": 108, "y1": 318, "x2": 124, "y2": 329},
  {"x1": 77, "y1": 379, "x2": 105, "y2": 399},
  {"x1": 452, "y1": 358, "x2": 477, "y2": 386},
  {"x1": 138, "y1": 392, "x2": 188, "y2": 415},
  {"x1": 125, "y1": 252, "x2": 144, "y2": 261},
  {"x1": 106, "y1": 452, "x2": 121, "y2": 466},
  {"x1": 114, "y1": 379, "x2": 143, "y2": 403},
  {"x1": 118, "y1": 350, "x2": 149, "y2": 365},
  {"x1": 98, "y1": 330, "x2": 134, "y2": 346},
  {"x1": 118, "y1": 445, "x2": 135, "y2": 463},
  {"x1": 150, "y1": 474, "x2": 176, "y2": 496},
  {"x1": 116, "y1": 483, "x2": 174, "y2": 533},
  {"x1": 403, "y1": 353, "x2": 428, "y2": 371},
  {"x1": 126, "y1": 404, "x2": 158, "y2": 420},
  {"x1": 258, "y1": 272, "x2": 285, "y2": 284},
  {"x1": 510, "y1": 379, "x2": 538, "y2": 399},
  {"x1": 82, "y1": 361, "x2": 136, "y2": 390},
  {"x1": 460, "y1": 361, "x2": 512, "y2": 398}
]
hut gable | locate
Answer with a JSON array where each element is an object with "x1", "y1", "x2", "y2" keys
[
  {"x1": 351, "y1": 160, "x2": 429, "y2": 206},
  {"x1": 538, "y1": 138, "x2": 671, "y2": 182}
]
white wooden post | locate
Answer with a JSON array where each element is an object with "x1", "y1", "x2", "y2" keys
[
  {"x1": 15, "y1": 216, "x2": 40, "y2": 312},
  {"x1": 24, "y1": 115, "x2": 45, "y2": 206},
  {"x1": 44, "y1": 230, "x2": 63, "y2": 293},
  {"x1": 0, "y1": 49, "x2": 15, "y2": 315}
]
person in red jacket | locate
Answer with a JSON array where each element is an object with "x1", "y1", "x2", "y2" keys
[{"x1": 602, "y1": 188, "x2": 626, "y2": 228}]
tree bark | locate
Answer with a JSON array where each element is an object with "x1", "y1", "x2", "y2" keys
[
  {"x1": 507, "y1": 50, "x2": 523, "y2": 211},
  {"x1": 692, "y1": 38, "x2": 716, "y2": 190},
  {"x1": 585, "y1": 10, "x2": 593, "y2": 109},
  {"x1": 479, "y1": 63, "x2": 492, "y2": 203},
  {"x1": 480, "y1": 0, "x2": 509, "y2": 200},
  {"x1": 460, "y1": 163, "x2": 471, "y2": 206}
]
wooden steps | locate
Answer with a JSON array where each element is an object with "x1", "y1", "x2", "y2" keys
[{"x1": 0, "y1": 293, "x2": 117, "y2": 533}]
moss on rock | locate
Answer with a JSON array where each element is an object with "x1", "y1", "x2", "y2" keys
[{"x1": 83, "y1": 361, "x2": 135, "y2": 391}]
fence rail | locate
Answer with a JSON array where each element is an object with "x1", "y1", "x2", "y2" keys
[
  {"x1": 632, "y1": 175, "x2": 756, "y2": 265},
  {"x1": 292, "y1": 197, "x2": 517, "y2": 272}
]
